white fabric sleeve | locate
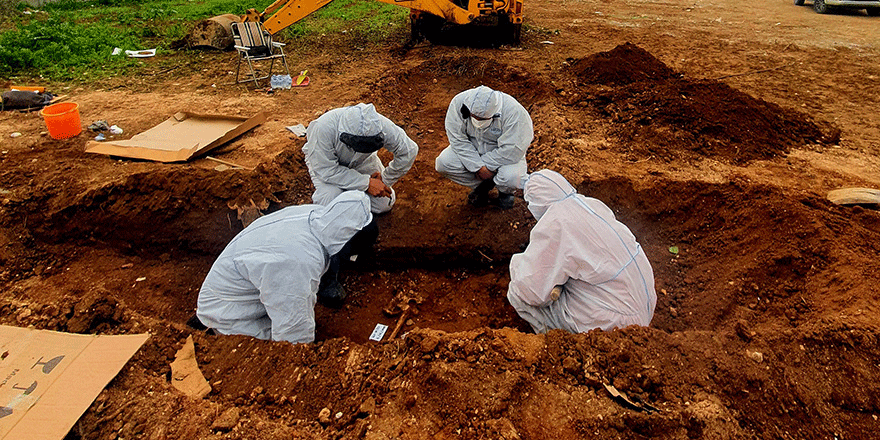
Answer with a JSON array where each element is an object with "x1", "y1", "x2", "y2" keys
[
  {"x1": 244, "y1": 255, "x2": 321, "y2": 344},
  {"x1": 508, "y1": 214, "x2": 579, "y2": 307},
  {"x1": 379, "y1": 116, "x2": 418, "y2": 186},
  {"x1": 305, "y1": 120, "x2": 371, "y2": 191},
  {"x1": 482, "y1": 101, "x2": 533, "y2": 171},
  {"x1": 445, "y1": 94, "x2": 485, "y2": 173}
]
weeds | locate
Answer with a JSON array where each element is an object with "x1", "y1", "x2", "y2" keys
[{"x1": 0, "y1": 0, "x2": 408, "y2": 81}]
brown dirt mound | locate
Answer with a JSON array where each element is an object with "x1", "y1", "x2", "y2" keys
[
  {"x1": 572, "y1": 42, "x2": 679, "y2": 86},
  {"x1": 596, "y1": 78, "x2": 839, "y2": 163},
  {"x1": 570, "y1": 43, "x2": 840, "y2": 164}
]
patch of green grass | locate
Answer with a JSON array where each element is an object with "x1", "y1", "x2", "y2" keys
[
  {"x1": 280, "y1": 0, "x2": 408, "y2": 41},
  {"x1": 0, "y1": 0, "x2": 408, "y2": 81}
]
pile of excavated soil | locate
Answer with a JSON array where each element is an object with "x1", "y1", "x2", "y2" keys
[
  {"x1": 569, "y1": 43, "x2": 840, "y2": 164},
  {"x1": 572, "y1": 42, "x2": 679, "y2": 86}
]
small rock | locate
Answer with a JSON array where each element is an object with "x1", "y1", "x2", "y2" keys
[
  {"x1": 335, "y1": 411, "x2": 343, "y2": 419},
  {"x1": 318, "y1": 407, "x2": 332, "y2": 425},
  {"x1": 406, "y1": 319, "x2": 414, "y2": 326},
  {"x1": 16, "y1": 308, "x2": 32, "y2": 322},
  {"x1": 562, "y1": 356, "x2": 580, "y2": 373},
  {"x1": 746, "y1": 350, "x2": 764, "y2": 363},
  {"x1": 148, "y1": 425, "x2": 167, "y2": 440},
  {"x1": 211, "y1": 407, "x2": 240, "y2": 431},
  {"x1": 358, "y1": 397, "x2": 376, "y2": 416},
  {"x1": 734, "y1": 320, "x2": 753, "y2": 342}
]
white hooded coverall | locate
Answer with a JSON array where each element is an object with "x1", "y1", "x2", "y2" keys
[
  {"x1": 507, "y1": 170, "x2": 657, "y2": 333},
  {"x1": 196, "y1": 191, "x2": 373, "y2": 344},
  {"x1": 303, "y1": 103, "x2": 418, "y2": 214},
  {"x1": 435, "y1": 86, "x2": 533, "y2": 194}
]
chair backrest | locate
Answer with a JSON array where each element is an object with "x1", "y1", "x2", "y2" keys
[{"x1": 232, "y1": 21, "x2": 271, "y2": 49}]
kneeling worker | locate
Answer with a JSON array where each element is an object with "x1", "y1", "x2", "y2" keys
[
  {"x1": 507, "y1": 169, "x2": 657, "y2": 333},
  {"x1": 435, "y1": 85, "x2": 533, "y2": 209},
  {"x1": 303, "y1": 103, "x2": 418, "y2": 215},
  {"x1": 194, "y1": 191, "x2": 373, "y2": 344}
]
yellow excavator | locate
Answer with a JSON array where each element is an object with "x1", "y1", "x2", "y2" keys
[{"x1": 242, "y1": 0, "x2": 523, "y2": 44}]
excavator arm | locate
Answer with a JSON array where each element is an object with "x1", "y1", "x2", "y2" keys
[{"x1": 244, "y1": 0, "x2": 522, "y2": 43}]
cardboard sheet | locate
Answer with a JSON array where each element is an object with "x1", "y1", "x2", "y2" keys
[
  {"x1": 0, "y1": 325, "x2": 149, "y2": 440},
  {"x1": 84, "y1": 111, "x2": 266, "y2": 162}
]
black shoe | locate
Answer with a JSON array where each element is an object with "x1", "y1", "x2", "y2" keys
[
  {"x1": 467, "y1": 189, "x2": 490, "y2": 207},
  {"x1": 468, "y1": 179, "x2": 496, "y2": 207},
  {"x1": 186, "y1": 314, "x2": 208, "y2": 331},
  {"x1": 496, "y1": 192, "x2": 515, "y2": 210},
  {"x1": 317, "y1": 278, "x2": 346, "y2": 309}
]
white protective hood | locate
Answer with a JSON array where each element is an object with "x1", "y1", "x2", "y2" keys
[
  {"x1": 337, "y1": 103, "x2": 383, "y2": 137},
  {"x1": 466, "y1": 85, "x2": 502, "y2": 119},
  {"x1": 522, "y1": 169, "x2": 577, "y2": 220},
  {"x1": 310, "y1": 190, "x2": 373, "y2": 256}
]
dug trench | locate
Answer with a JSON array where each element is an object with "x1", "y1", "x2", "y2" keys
[{"x1": 1, "y1": 46, "x2": 879, "y2": 438}]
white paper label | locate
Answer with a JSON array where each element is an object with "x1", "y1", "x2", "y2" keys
[{"x1": 369, "y1": 324, "x2": 388, "y2": 342}]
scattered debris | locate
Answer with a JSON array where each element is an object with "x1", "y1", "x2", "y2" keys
[
  {"x1": 88, "y1": 120, "x2": 111, "y2": 132},
  {"x1": 286, "y1": 123, "x2": 307, "y2": 137},
  {"x1": 211, "y1": 407, "x2": 240, "y2": 431},
  {"x1": 170, "y1": 335, "x2": 212, "y2": 399},
  {"x1": 604, "y1": 383, "x2": 659, "y2": 413},
  {"x1": 827, "y1": 187, "x2": 880, "y2": 206},
  {"x1": 125, "y1": 49, "x2": 157, "y2": 58},
  {"x1": 207, "y1": 156, "x2": 252, "y2": 170}
]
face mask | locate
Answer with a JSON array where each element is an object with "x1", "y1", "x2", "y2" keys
[{"x1": 471, "y1": 117, "x2": 492, "y2": 130}]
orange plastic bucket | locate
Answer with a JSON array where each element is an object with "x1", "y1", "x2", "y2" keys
[{"x1": 39, "y1": 102, "x2": 82, "y2": 139}]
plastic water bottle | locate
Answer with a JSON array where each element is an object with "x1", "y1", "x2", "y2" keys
[{"x1": 270, "y1": 74, "x2": 292, "y2": 89}]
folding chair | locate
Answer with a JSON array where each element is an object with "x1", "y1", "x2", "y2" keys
[{"x1": 231, "y1": 21, "x2": 291, "y2": 87}]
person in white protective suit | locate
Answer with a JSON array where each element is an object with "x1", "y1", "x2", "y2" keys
[
  {"x1": 507, "y1": 169, "x2": 657, "y2": 333},
  {"x1": 435, "y1": 85, "x2": 533, "y2": 210},
  {"x1": 303, "y1": 103, "x2": 418, "y2": 215},
  {"x1": 194, "y1": 191, "x2": 373, "y2": 344}
]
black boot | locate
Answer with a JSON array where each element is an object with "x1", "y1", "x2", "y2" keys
[
  {"x1": 468, "y1": 179, "x2": 496, "y2": 207},
  {"x1": 345, "y1": 217, "x2": 379, "y2": 263},
  {"x1": 317, "y1": 254, "x2": 346, "y2": 308},
  {"x1": 496, "y1": 192, "x2": 515, "y2": 210},
  {"x1": 316, "y1": 218, "x2": 379, "y2": 308}
]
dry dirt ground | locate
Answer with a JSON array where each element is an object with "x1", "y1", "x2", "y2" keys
[{"x1": 2, "y1": 0, "x2": 880, "y2": 438}]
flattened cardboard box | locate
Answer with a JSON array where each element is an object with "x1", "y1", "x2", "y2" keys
[
  {"x1": 84, "y1": 111, "x2": 266, "y2": 162},
  {"x1": 0, "y1": 325, "x2": 149, "y2": 440}
]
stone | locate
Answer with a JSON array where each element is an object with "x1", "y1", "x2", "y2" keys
[{"x1": 211, "y1": 407, "x2": 240, "y2": 431}]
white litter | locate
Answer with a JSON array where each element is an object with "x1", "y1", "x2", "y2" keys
[
  {"x1": 286, "y1": 124, "x2": 307, "y2": 137},
  {"x1": 125, "y1": 49, "x2": 157, "y2": 58}
]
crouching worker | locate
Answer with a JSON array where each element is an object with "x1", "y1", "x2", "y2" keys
[
  {"x1": 507, "y1": 170, "x2": 657, "y2": 334},
  {"x1": 193, "y1": 191, "x2": 375, "y2": 344},
  {"x1": 304, "y1": 103, "x2": 418, "y2": 214},
  {"x1": 435, "y1": 85, "x2": 533, "y2": 209}
]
